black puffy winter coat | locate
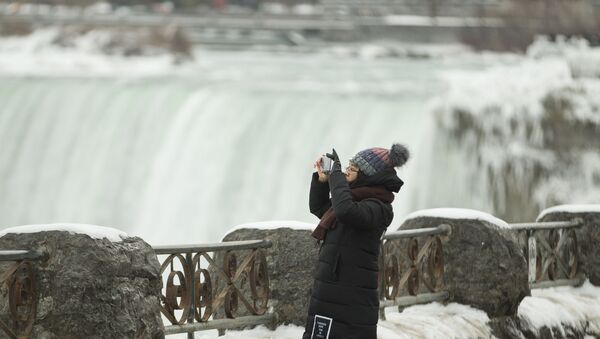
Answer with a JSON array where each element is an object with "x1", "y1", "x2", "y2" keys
[{"x1": 303, "y1": 168, "x2": 403, "y2": 339}]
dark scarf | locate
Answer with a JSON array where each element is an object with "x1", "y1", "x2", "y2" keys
[{"x1": 311, "y1": 185, "x2": 394, "y2": 242}]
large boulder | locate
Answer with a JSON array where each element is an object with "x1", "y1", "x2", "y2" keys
[
  {"x1": 215, "y1": 222, "x2": 317, "y2": 327},
  {"x1": 536, "y1": 204, "x2": 600, "y2": 286},
  {"x1": 398, "y1": 208, "x2": 530, "y2": 317},
  {"x1": 0, "y1": 225, "x2": 163, "y2": 339}
]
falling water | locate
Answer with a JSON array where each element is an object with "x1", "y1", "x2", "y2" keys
[{"x1": 1, "y1": 40, "x2": 492, "y2": 245}]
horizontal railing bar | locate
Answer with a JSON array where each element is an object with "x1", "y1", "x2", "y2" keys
[
  {"x1": 0, "y1": 250, "x2": 48, "y2": 262},
  {"x1": 164, "y1": 313, "x2": 277, "y2": 335},
  {"x1": 379, "y1": 291, "x2": 449, "y2": 308},
  {"x1": 154, "y1": 239, "x2": 272, "y2": 255},
  {"x1": 510, "y1": 219, "x2": 583, "y2": 231},
  {"x1": 530, "y1": 276, "x2": 585, "y2": 290},
  {"x1": 384, "y1": 224, "x2": 451, "y2": 241}
]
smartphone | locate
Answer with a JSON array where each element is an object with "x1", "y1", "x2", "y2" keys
[{"x1": 320, "y1": 156, "x2": 333, "y2": 173}]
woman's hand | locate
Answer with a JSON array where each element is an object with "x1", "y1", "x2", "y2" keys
[
  {"x1": 314, "y1": 156, "x2": 329, "y2": 183},
  {"x1": 326, "y1": 148, "x2": 342, "y2": 173}
]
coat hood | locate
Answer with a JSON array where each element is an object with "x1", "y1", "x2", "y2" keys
[{"x1": 349, "y1": 167, "x2": 404, "y2": 193}]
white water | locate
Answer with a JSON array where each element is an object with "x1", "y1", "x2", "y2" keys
[{"x1": 0, "y1": 75, "x2": 431, "y2": 244}]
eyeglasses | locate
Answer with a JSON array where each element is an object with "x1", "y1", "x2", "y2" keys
[{"x1": 346, "y1": 166, "x2": 359, "y2": 173}]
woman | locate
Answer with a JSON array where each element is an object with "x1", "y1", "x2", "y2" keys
[{"x1": 303, "y1": 144, "x2": 409, "y2": 339}]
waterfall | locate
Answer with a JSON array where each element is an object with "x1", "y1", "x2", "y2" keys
[{"x1": 0, "y1": 49, "x2": 450, "y2": 244}]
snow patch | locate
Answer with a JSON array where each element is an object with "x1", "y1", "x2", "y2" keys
[
  {"x1": 382, "y1": 302, "x2": 492, "y2": 339},
  {"x1": 537, "y1": 204, "x2": 600, "y2": 221},
  {"x1": 168, "y1": 325, "x2": 303, "y2": 339},
  {"x1": 518, "y1": 280, "x2": 600, "y2": 336},
  {"x1": 212, "y1": 324, "x2": 302, "y2": 338},
  {"x1": 402, "y1": 208, "x2": 509, "y2": 229},
  {"x1": 0, "y1": 223, "x2": 128, "y2": 242},
  {"x1": 221, "y1": 220, "x2": 315, "y2": 241}
]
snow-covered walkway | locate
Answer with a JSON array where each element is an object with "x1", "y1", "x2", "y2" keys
[{"x1": 179, "y1": 280, "x2": 600, "y2": 338}]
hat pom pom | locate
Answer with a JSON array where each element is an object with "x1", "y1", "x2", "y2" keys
[{"x1": 389, "y1": 143, "x2": 409, "y2": 167}]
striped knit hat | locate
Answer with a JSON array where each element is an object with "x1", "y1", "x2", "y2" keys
[{"x1": 350, "y1": 143, "x2": 409, "y2": 176}]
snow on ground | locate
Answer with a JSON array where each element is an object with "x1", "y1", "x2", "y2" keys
[
  {"x1": 0, "y1": 223, "x2": 128, "y2": 242},
  {"x1": 221, "y1": 220, "x2": 315, "y2": 241},
  {"x1": 380, "y1": 302, "x2": 492, "y2": 338},
  {"x1": 518, "y1": 280, "x2": 600, "y2": 336},
  {"x1": 402, "y1": 208, "x2": 509, "y2": 229},
  {"x1": 537, "y1": 204, "x2": 600, "y2": 221},
  {"x1": 197, "y1": 324, "x2": 303, "y2": 339},
  {"x1": 169, "y1": 281, "x2": 600, "y2": 338},
  {"x1": 169, "y1": 302, "x2": 491, "y2": 339}
]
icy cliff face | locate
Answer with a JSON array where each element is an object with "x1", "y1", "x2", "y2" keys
[{"x1": 414, "y1": 37, "x2": 600, "y2": 222}]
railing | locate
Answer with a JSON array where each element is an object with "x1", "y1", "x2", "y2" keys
[
  {"x1": 510, "y1": 219, "x2": 584, "y2": 289},
  {"x1": 0, "y1": 250, "x2": 47, "y2": 339},
  {"x1": 153, "y1": 239, "x2": 276, "y2": 337},
  {"x1": 378, "y1": 224, "x2": 451, "y2": 319}
]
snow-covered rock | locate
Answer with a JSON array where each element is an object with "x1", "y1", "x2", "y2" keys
[
  {"x1": 0, "y1": 228, "x2": 163, "y2": 338},
  {"x1": 537, "y1": 204, "x2": 600, "y2": 221},
  {"x1": 0, "y1": 223, "x2": 128, "y2": 242},
  {"x1": 403, "y1": 208, "x2": 509, "y2": 229},
  {"x1": 518, "y1": 280, "x2": 600, "y2": 337},
  {"x1": 221, "y1": 220, "x2": 315, "y2": 241},
  {"x1": 398, "y1": 211, "x2": 529, "y2": 318}
]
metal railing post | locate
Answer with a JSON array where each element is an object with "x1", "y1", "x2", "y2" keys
[{"x1": 186, "y1": 252, "x2": 195, "y2": 339}]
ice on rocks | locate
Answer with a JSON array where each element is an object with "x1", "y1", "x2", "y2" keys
[{"x1": 518, "y1": 280, "x2": 600, "y2": 336}]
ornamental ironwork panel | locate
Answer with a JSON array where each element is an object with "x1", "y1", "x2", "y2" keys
[
  {"x1": 528, "y1": 228, "x2": 579, "y2": 283},
  {"x1": 510, "y1": 219, "x2": 583, "y2": 288},
  {"x1": 0, "y1": 250, "x2": 46, "y2": 339},
  {"x1": 154, "y1": 240, "x2": 272, "y2": 334},
  {"x1": 380, "y1": 234, "x2": 445, "y2": 300},
  {"x1": 378, "y1": 225, "x2": 450, "y2": 313}
]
